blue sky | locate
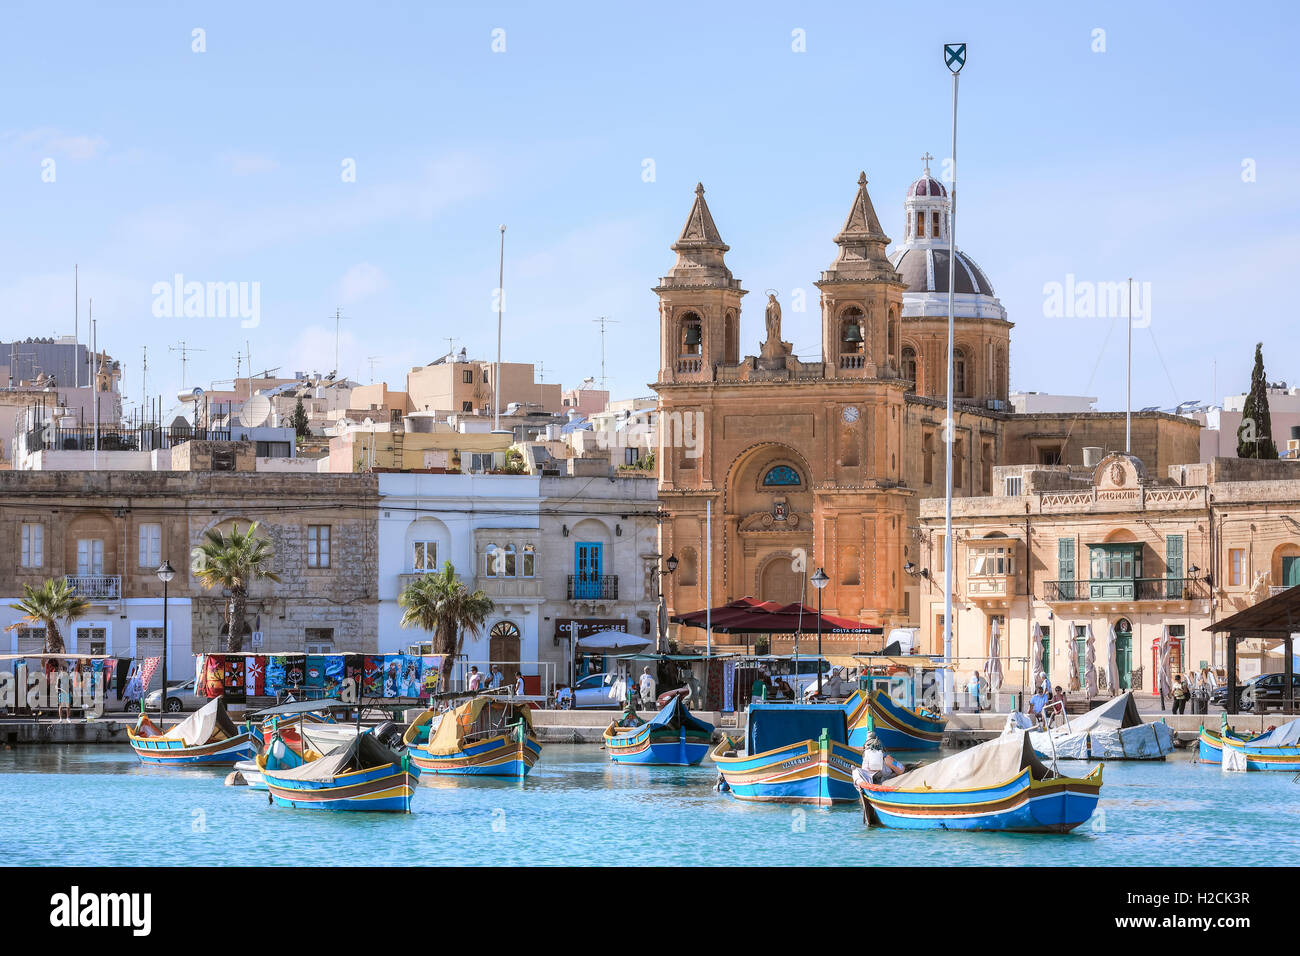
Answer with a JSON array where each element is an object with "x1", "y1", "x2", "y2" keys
[{"x1": 1, "y1": 0, "x2": 1296, "y2": 414}]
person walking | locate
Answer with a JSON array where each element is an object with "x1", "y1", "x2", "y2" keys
[
  {"x1": 1171, "y1": 674, "x2": 1190, "y2": 715},
  {"x1": 969, "y1": 670, "x2": 984, "y2": 712}
]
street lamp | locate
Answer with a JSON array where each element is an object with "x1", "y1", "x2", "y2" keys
[
  {"x1": 156, "y1": 560, "x2": 175, "y2": 722},
  {"x1": 811, "y1": 567, "x2": 829, "y2": 696},
  {"x1": 656, "y1": 554, "x2": 679, "y2": 655}
]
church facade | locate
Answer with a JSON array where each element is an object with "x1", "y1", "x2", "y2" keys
[{"x1": 653, "y1": 165, "x2": 1201, "y2": 653}]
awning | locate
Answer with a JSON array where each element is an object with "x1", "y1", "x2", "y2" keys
[
  {"x1": 575, "y1": 630, "x2": 653, "y2": 652},
  {"x1": 671, "y1": 597, "x2": 881, "y2": 636}
]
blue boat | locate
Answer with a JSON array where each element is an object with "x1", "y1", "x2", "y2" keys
[
  {"x1": 259, "y1": 729, "x2": 417, "y2": 812},
  {"x1": 127, "y1": 697, "x2": 255, "y2": 767},
  {"x1": 843, "y1": 688, "x2": 945, "y2": 750},
  {"x1": 603, "y1": 697, "x2": 715, "y2": 765},
  {"x1": 402, "y1": 697, "x2": 541, "y2": 777},
  {"x1": 712, "y1": 703, "x2": 860, "y2": 806},
  {"x1": 1197, "y1": 719, "x2": 1269, "y2": 764},
  {"x1": 857, "y1": 731, "x2": 1102, "y2": 832},
  {"x1": 1219, "y1": 717, "x2": 1300, "y2": 772}
]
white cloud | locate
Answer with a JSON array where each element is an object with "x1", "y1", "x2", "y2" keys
[
  {"x1": 1, "y1": 127, "x2": 108, "y2": 160},
  {"x1": 219, "y1": 151, "x2": 279, "y2": 176},
  {"x1": 338, "y1": 263, "x2": 389, "y2": 304}
]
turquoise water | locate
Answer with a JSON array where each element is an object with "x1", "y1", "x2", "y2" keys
[{"x1": 1, "y1": 745, "x2": 1297, "y2": 866}]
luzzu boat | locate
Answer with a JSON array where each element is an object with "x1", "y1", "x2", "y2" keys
[
  {"x1": 712, "y1": 703, "x2": 860, "y2": 806},
  {"x1": 857, "y1": 731, "x2": 1103, "y2": 832},
  {"x1": 402, "y1": 696, "x2": 541, "y2": 777},
  {"x1": 1197, "y1": 723, "x2": 1268, "y2": 763},
  {"x1": 258, "y1": 728, "x2": 417, "y2": 812},
  {"x1": 603, "y1": 697, "x2": 715, "y2": 765},
  {"x1": 1219, "y1": 717, "x2": 1300, "y2": 772},
  {"x1": 127, "y1": 697, "x2": 255, "y2": 767},
  {"x1": 843, "y1": 688, "x2": 945, "y2": 750},
  {"x1": 1006, "y1": 692, "x2": 1174, "y2": 760}
]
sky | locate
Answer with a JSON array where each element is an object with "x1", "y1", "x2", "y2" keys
[{"x1": 1, "y1": 0, "x2": 1297, "y2": 416}]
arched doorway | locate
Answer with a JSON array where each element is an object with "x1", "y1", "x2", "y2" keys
[
  {"x1": 489, "y1": 621, "x2": 521, "y2": 671},
  {"x1": 1113, "y1": 617, "x2": 1133, "y2": 690},
  {"x1": 759, "y1": 556, "x2": 804, "y2": 605}
]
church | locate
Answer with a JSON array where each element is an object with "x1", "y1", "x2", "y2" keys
[{"x1": 653, "y1": 162, "x2": 1200, "y2": 653}]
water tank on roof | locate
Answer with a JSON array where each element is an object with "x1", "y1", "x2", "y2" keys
[{"x1": 1083, "y1": 447, "x2": 1103, "y2": 467}]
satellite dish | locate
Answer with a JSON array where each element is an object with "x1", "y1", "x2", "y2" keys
[
  {"x1": 239, "y1": 394, "x2": 272, "y2": 428},
  {"x1": 178, "y1": 386, "x2": 204, "y2": 404}
]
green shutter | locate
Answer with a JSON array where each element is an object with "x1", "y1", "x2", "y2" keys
[
  {"x1": 1166, "y1": 535, "x2": 1184, "y2": 581},
  {"x1": 1058, "y1": 538, "x2": 1075, "y2": 581}
]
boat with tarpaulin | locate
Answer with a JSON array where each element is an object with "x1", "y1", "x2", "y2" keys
[
  {"x1": 1197, "y1": 720, "x2": 1268, "y2": 763},
  {"x1": 230, "y1": 701, "x2": 362, "y2": 789},
  {"x1": 127, "y1": 696, "x2": 255, "y2": 766},
  {"x1": 258, "y1": 727, "x2": 417, "y2": 812},
  {"x1": 603, "y1": 696, "x2": 714, "y2": 765},
  {"x1": 402, "y1": 695, "x2": 541, "y2": 777},
  {"x1": 839, "y1": 656, "x2": 946, "y2": 750},
  {"x1": 712, "y1": 703, "x2": 860, "y2": 806},
  {"x1": 1004, "y1": 691, "x2": 1173, "y2": 760},
  {"x1": 856, "y1": 731, "x2": 1103, "y2": 832},
  {"x1": 1219, "y1": 717, "x2": 1300, "y2": 771}
]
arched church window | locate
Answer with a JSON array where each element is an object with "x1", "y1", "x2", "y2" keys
[
  {"x1": 902, "y1": 347, "x2": 917, "y2": 389},
  {"x1": 724, "y1": 311, "x2": 738, "y2": 364},
  {"x1": 916, "y1": 211, "x2": 926, "y2": 238},
  {"x1": 680, "y1": 312, "x2": 702, "y2": 356},
  {"x1": 762, "y1": 465, "x2": 801, "y2": 487},
  {"x1": 839, "y1": 307, "x2": 864, "y2": 354},
  {"x1": 932, "y1": 211, "x2": 941, "y2": 239}
]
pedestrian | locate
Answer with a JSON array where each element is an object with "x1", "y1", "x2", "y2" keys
[
  {"x1": 1172, "y1": 674, "x2": 1190, "y2": 715},
  {"x1": 489, "y1": 665, "x2": 503, "y2": 689},
  {"x1": 639, "y1": 666, "x2": 657, "y2": 707},
  {"x1": 513, "y1": 671, "x2": 525, "y2": 697},
  {"x1": 969, "y1": 670, "x2": 983, "y2": 712}
]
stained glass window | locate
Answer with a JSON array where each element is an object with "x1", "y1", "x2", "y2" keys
[{"x1": 762, "y1": 465, "x2": 801, "y2": 486}]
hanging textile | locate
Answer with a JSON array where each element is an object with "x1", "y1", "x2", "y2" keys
[
  {"x1": 245, "y1": 656, "x2": 265, "y2": 697},
  {"x1": 323, "y1": 656, "x2": 345, "y2": 696}
]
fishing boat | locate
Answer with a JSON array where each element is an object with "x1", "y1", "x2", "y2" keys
[
  {"x1": 231, "y1": 720, "x2": 362, "y2": 790},
  {"x1": 127, "y1": 697, "x2": 255, "y2": 767},
  {"x1": 1197, "y1": 722, "x2": 1268, "y2": 763},
  {"x1": 402, "y1": 695, "x2": 541, "y2": 777},
  {"x1": 1004, "y1": 692, "x2": 1174, "y2": 760},
  {"x1": 1219, "y1": 717, "x2": 1300, "y2": 772},
  {"x1": 843, "y1": 688, "x2": 945, "y2": 750},
  {"x1": 712, "y1": 703, "x2": 860, "y2": 806},
  {"x1": 603, "y1": 697, "x2": 715, "y2": 765},
  {"x1": 258, "y1": 728, "x2": 417, "y2": 812},
  {"x1": 857, "y1": 731, "x2": 1103, "y2": 832}
]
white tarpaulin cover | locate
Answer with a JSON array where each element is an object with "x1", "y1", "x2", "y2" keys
[
  {"x1": 1222, "y1": 745, "x2": 1248, "y2": 772},
  {"x1": 269, "y1": 731, "x2": 398, "y2": 782},
  {"x1": 884, "y1": 732, "x2": 1051, "y2": 791},
  {"x1": 1008, "y1": 692, "x2": 1174, "y2": 760},
  {"x1": 1255, "y1": 717, "x2": 1300, "y2": 748},
  {"x1": 169, "y1": 697, "x2": 236, "y2": 747}
]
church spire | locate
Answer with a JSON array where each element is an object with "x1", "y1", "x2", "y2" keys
[
  {"x1": 821, "y1": 172, "x2": 896, "y2": 282},
  {"x1": 659, "y1": 182, "x2": 736, "y2": 288}
]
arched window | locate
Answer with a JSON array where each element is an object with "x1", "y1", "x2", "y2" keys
[
  {"x1": 762, "y1": 465, "x2": 801, "y2": 487},
  {"x1": 679, "y1": 312, "x2": 702, "y2": 356},
  {"x1": 954, "y1": 349, "x2": 968, "y2": 395},
  {"x1": 484, "y1": 543, "x2": 500, "y2": 577},
  {"x1": 916, "y1": 211, "x2": 926, "y2": 238},
  {"x1": 522, "y1": 544, "x2": 536, "y2": 577},
  {"x1": 724, "y1": 311, "x2": 738, "y2": 364},
  {"x1": 839, "y1": 307, "x2": 864, "y2": 354},
  {"x1": 902, "y1": 347, "x2": 917, "y2": 389},
  {"x1": 503, "y1": 544, "x2": 517, "y2": 576}
]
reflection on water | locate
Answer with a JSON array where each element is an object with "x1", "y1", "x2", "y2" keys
[{"x1": 0, "y1": 745, "x2": 1296, "y2": 866}]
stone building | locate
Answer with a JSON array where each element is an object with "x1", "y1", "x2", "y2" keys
[
  {"x1": 652, "y1": 165, "x2": 1202, "y2": 648},
  {"x1": 916, "y1": 453, "x2": 1300, "y2": 694},
  {"x1": 0, "y1": 445, "x2": 378, "y2": 678}
]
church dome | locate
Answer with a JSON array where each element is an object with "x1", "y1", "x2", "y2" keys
[
  {"x1": 907, "y1": 176, "x2": 947, "y2": 198},
  {"x1": 888, "y1": 247, "x2": 996, "y2": 296}
]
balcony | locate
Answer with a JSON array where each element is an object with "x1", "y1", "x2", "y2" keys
[
  {"x1": 1044, "y1": 577, "x2": 1205, "y2": 603},
  {"x1": 839, "y1": 354, "x2": 865, "y2": 370},
  {"x1": 567, "y1": 574, "x2": 619, "y2": 601},
  {"x1": 65, "y1": 574, "x2": 121, "y2": 602}
]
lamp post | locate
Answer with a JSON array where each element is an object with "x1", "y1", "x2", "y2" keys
[
  {"x1": 656, "y1": 553, "x2": 679, "y2": 655},
  {"x1": 811, "y1": 568, "x2": 829, "y2": 696},
  {"x1": 156, "y1": 560, "x2": 176, "y2": 722}
]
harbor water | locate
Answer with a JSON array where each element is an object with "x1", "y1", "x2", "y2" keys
[{"x1": 2, "y1": 745, "x2": 1297, "y2": 866}]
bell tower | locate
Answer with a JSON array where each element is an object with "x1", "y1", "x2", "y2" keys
[
  {"x1": 654, "y1": 184, "x2": 746, "y2": 384},
  {"x1": 816, "y1": 173, "x2": 906, "y2": 379}
]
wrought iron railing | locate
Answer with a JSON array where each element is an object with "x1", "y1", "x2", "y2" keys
[
  {"x1": 64, "y1": 575, "x2": 121, "y2": 601},
  {"x1": 567, "y1": 574, "x2": 618, "y2": 601},
  {"x1": 1044, "y1": 577, "x2": 1204, "y2": 602}
]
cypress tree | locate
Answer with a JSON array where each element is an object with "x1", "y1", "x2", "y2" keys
[
  {"x1": 291, "y1": 397, "x2": 310, "y2": 438},
  {"x1": 1237, "y1": 342, "x2": 1278, "y2": 459}
]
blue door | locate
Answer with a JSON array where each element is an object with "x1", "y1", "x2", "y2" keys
[{"x1": 575, "y1": 542, "x2": 603, "y2": 599}]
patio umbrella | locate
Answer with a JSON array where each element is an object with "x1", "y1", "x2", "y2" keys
[
  {"x1": 1106, "y1": 622, "x2": 1121, "y2": 697},
  {"x1": 1084, "y1": 623, "x2": 1098, "y2": 699},
  {"x1": 1030, "y1": 621, "x2": 1046, "y2": 694},
  {"x1": 983, "y1": 618, "x2": 1004, "y2": 697},
  {"x1": 1067, "y1": 625, "x2": 1080, "y2": 692},
  {"x1": 1158, "y1": 625, "x2": 1173, "y2": 705},
  {"x1": 575, "y1": 630, "x2": 652, "y2": 653}
]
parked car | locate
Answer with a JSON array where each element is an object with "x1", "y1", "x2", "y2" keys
[
  {"x1": 138, "y1": 679, "x2": 205, "y2": 714},
  {"x1": 1211, "y1": 672, "x2": 1300, "y2": 712},
  {"x1": 572, "y1": 672, "x2": 618, "y2": 709}
]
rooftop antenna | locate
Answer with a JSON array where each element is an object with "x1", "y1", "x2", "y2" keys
[
  {"x1": 170, "y1": 340, "x2": 205, "y2": 391},
  {"x1": 141, "y1": 346, "x2": 148, "y2": 422},
  {"x1": 366, "y1": 355, "x2": 381, "y2": 384},
  {"x1": 74, "y1": 264, "x2": 79, "y2": 388},
  {"x1": 331, "y1": 307, "x2": 347, "y2": 375},
  {"x1": 493, "y1": 224, "x2": 507, "y2": 433},
  {"x1": 593, "y1": 316, "x2": 619, "y2": 389}
]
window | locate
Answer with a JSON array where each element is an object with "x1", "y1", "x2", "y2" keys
[
  {"x1": 503, "y1": 544, "x2": 517, "y2": 576},
  {"x1": 138, "y1": 523, "x2": 162, "y2": 568},
  {"x1": 256, "y1": 441, "x2": 292, "y2": 457},
  {"x1": 21, "y1": 523, "x2": 43, "y2": 567},
  {"x1": 932, "y1": 210, "x2": 941, "y2": 238},
  {"x1": 916, "y1": 210, "x2": 925, "y2": 237},
  {"x1": 80, "y1": 627, "x2": 107, "y2": 656},
  {"x1": 307, "y1": 525, "x2": 331, "y2": 568},
  {"x1": 968, "y1": 545, "x2": 1014, "y2": 577},
  {"x1": 762, "y1": 465, "x2": 801, "y2": 487},
  {"x1": 412, "y1": 541, "x2": 437, "y2": 572},
  {"x1": 76, "y1": 538, "x2": 104, "y2": 576},
  {"x1": 954, "y1": 350, "x2": 967, "y2": 395},
  {"x1": 1089, "y1": 544, "x2": 1142, "y2": 580},
  {"x1": 463, "y1": 369, "x2": 474, "y2": 384},
  {"x1": 902, "y1": 347, "x2": 917, "y2": 388},
  {"x1": 484, "y1": 544, "x2": 501, "y2": 577},
  {"x1": 922, "y1": 431, "x2": 934, "y2": 485},
  {"x1": 461, "y1": 401, "x2": 473, "y2": 412},
  {"x1": 1038, "y1": 445, "x2": 1062, "y2": 466},
  {"x1": 935, "y1": 534, "x2": 945, "y2": 573},
  {"x1": 1166, "y1": 534, "x2": 1184, "y2": 581},
  {"x1": 470, "y1": 452, "x2": 494, "y2": 473},
  {"x1": 522, "y1": 544, "x2": 536, "y2": 577},
  {"x1": 1230, "y1": 548, "x2": 1244, "y2": 587},
  {"x1": 305, "y1": 628, "x2": 334, "y2": 654},
  {"x1": 1004, "y1": 476, "x2": 1023, "y2": 496},
  {"x1": 1058, "y1": 538, "x2": 1076, "y2": 580}
]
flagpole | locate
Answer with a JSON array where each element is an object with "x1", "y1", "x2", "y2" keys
[
  {"x1": 942, "y1": 42, "x2": 966, "y2": 714},
  {"x1": 1126, "y1": 277, "x2": 1132, "y2": 453}
]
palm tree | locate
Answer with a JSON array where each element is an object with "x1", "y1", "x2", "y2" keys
[
  {"x1": 194, "y1": 522, "x2": 280, "y2": 653},
  {"x1": 399, "y1": 561, "x2": 494, "y2": 689},
  {"x1": 7, "y1": 578, "x2": 90, "y2": 653}
]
